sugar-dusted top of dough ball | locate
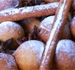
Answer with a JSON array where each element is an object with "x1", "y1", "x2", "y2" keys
[
  {"x1": 0, "y1": 21, "x2": 22, "y2": 35},
  {"x1": 20, "y1": 40, "x2": 44, "y2": 58},
  {"x1": 39, "y1": 15, "x2": 55, "y2": 32},
  {"x1": 0, "y1": 53, "x2": 18, "y2": 70},
  {"x1": 53, "y1": 39, "x2": 75, "y2": 70},
  {"x1": 38, "y1": 15, "x2": 55, "y2": 42},
  {"x1": 56, "y1": 39, "x2": 75, "y2": 60},
  {"x1": 0, "y1": 21, "x2": 24, "y2": 41},
  {"x1": 14, "y1": 40, "x2": 44, "y2": 62},
  {"x1": 13, "y1": 40, "x2": 44, "y2": 70}
]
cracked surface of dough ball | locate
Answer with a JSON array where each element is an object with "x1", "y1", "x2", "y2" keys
[
  {"x1": 38, "y1": 15, "x2": 55, "y2": 42},
  {"x1": 38, "y1": 15, "x2": 72, "y2": 43},
  {"x1": 0, "y1": 53, "x2": 18, "y2": 70},
  {"x1": 0, "y1": 0, "x2": 22, "y2": 11},
  {"x1": 0, "y1": 21, "x2": 25, "y2": 49},
  {"x1": 52, "y1": 39, "x2": 75, "y2": 70},
  {"x1": 13, "y1": 40, "x2": 44, "y2": 70}
]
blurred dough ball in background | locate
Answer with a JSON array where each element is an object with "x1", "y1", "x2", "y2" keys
[
  {"x1": 0, "y1": 0, "x2": 22, "y2": 11},
  {"x1": 20, "y1": 18, "x2": 40, "y2": 34}
]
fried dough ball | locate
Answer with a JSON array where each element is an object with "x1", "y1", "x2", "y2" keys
[
  {"x1": 13, "y1": 40, "x2": 44, "y2": 70},
  {"x1": 0, "y1": 0, "x2": 22, "y2": 11},
  {"x1": 20, "y1": 18, "x2": 40, "y2": 34},
  {"x1": 44, "y1": 0, "x2": 59, "y2": 3},
  {"x1": 70, "y1": 16, "x2": 75, "y2": 38},
  {"x1": 0, "y1": 53, "x2": 18, "y2": 70},
  {"x1": 38, "y1": 16, "x2": 55, "y2": 42},
  {"x1": 0, "y1": 21, "x2": 25, "y2": 49},
  {"x1": 52, "y1": 39, "x2": 75, "y2": 70},
  {"x1": 38, "y1": 15, "x2": 72, "y2": 43}
]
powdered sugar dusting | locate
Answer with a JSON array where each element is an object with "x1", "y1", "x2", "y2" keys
[
  {"x1": 0, "y1": 8, "x2": 20, "y2": 16},
  {"x1": 40, "y1": 0, "x2": 67, "y2": 67},
  {"x1": 38, "y1": 15, "x2": 55, "y2": 39},
  {"x1": 39, "y1": 15, "x2": 55, "y2": 31},
  {"x1": 0, "y1": 0, "x2": 19, "y2": 11},
  {"x1": 56, "y1": 39, "x2": 75, "y2": 60},
  {"x1": 0, "y1": 53, "x2": 17, "y2": 70},
  {"x1": 46, "y1": 0, "x2": 65, "y2": 59},
  {"x1": 46, "y1": 0, "x2": 66, "y2": 53},
  {"x1": 0, "y1": 2, "x2": 59, "y2": 16},
  {"x1": 14, "y1": 40, "x2": 44, "y2": 66},
  {"x1": 20, "y1": 40, "x2": 44, "y2": 61},
  {"x1": 21, "y1": 2, "x2": 59, "y2": 14},
  {"x1": 0, "y1": 21, "x2": 23, "y2": 35}
]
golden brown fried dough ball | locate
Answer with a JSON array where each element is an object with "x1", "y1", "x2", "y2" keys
[
  {"x1": 44, "y1": 0, "x2": 59, "y2": 3},
  {"x1": 0, "y1": 53, "x2": 18, "y2": 70},
  {"x1": 13, "y1": 40, "x2": 44, "y2": 70},
  {"x1": 52, "y1": 39, "x2": 75, "y2": 70},
  {"x1": 38, "y1": 15, "x2": 72, "y2": 43},
  {"x1": 70, "y1": 16, "x2": 75, "y2": 38},
  {"x1": 38, "y1": 15, "x2": 55, "y2": 42},
  {"x1": 0, "y1": 0, "x2": 22, "y2": 11},
  {"x1": 0, "y1": 21, "x2": 25, "y2": 49},
  {"x1": 20, "y1": 18, "x2": 40, "y2": 34}
]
